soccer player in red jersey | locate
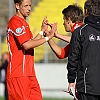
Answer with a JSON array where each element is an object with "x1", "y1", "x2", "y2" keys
[
  {"x1": 47, "y1": 4, "x2": 84, "y2": 59},
  {"x1": 6, "y1": 0, "x2": 56, "y2": 100}
]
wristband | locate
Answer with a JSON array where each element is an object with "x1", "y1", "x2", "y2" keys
[
  {"x1": 39, "y1": 31, "x2": 44, "y2": 35},
  {"x1": 45, "y1": 37, "x2": 49, "y2": 41}
]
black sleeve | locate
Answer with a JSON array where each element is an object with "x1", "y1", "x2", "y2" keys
[{"x1": 67, "y1": 28, "x2": 81, "y2": 83}]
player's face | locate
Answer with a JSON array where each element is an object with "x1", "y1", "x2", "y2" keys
[
  {"x1": 63, "y1": 16, "x2": 72, "y2": 32},
  {"x1": 16, "y1": 0, "x2": 32, "y2": 19}
]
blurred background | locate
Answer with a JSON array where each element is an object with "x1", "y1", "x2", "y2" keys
[{"x1": 0, "y1": 0, "x2": 86, "y2": 100}]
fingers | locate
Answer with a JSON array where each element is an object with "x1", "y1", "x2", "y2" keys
[
  {"x1": 43, "y1": 16, "x2": 57, "y2": 29},
  {"x1": 43, "y1": 16, "x2": 48, "y2": 24},
  {"x1": 42, "y1": 16, "x2": 58, "y2": 39},
  {"x1": 41, "y1": 16, "x2": 49, "y2": 32}
]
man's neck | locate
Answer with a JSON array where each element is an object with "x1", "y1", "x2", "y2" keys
[{"x1": 15, "y1": 12, "x2": 26, "y2": 20}]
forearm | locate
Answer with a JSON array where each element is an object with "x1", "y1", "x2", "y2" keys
[
  {"x1": 22, "y1": 37, "x2": 48, "y2": 50},
  {"x1": 56, "y1": 33, "x2": 71, "y2": 43},
  {"x1": 34, "y1": 34, "x2": 42, "y2": 40},
  {"x1": 48, "y1": 39, "x2": 61, "y2": 56},
  {"x1": 67, "y1": 63, "x2": 77, "y2": 83},
  {"x1": 34, "y1": 31, "x2": 44, "y2": 40}
]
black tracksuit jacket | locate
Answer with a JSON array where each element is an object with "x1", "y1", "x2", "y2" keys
[{"x1": 67, "y1": 15, "x2": 100, "y2": 95}]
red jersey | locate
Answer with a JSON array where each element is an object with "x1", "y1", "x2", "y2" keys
[
  {"x1": 57, "y1": 23, "x2": 83, "y2": 59},
  {"x1": 7, "y1": 15, "x2": 35, "y2": 78}
]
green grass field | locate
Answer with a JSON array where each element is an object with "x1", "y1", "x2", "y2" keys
[
  {"x1": 43, "y1": 98, "x2": 73, "y2": 100},
  {"x1": 0, "y1": 97, "x2": 73, "y2": 100},
  {"x1": 0, "y1": 97, "x2": 4, "y2": 100}
]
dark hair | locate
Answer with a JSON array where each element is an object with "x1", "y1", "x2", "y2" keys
[
  {"x1": 62, "y1": 4, "x2": 84, "y2": 23},
  {"x1": 84, "y1": 0, "x2": 100, "y2": 16},
  {"x1": 14, "y1": 0, "x2": 23, "y2": 5}
]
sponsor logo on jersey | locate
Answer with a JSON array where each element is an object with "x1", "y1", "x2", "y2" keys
[{"x1": 89, "y1": 34, "x2": 96, "y2": 41}]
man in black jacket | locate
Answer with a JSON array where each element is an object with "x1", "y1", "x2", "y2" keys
[{"x1": 67, "y1": 0, "x2": 100, "y2": 100}]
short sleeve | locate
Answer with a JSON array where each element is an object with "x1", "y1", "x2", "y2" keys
[
  {"x1": 57, "y1": 44, "x2": 70, "y2": 59},
  {"x1": 10, "y1": 19, "x2": 31, "y2": 45}
]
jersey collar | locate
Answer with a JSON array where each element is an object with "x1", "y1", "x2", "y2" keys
[{"x1": 71, "y1": 23, "x2": 83, "y2": 33}]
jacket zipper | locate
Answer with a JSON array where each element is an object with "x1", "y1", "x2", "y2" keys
[{"x1": 84, "y1": 68, "x2": 87, "y2": 93}]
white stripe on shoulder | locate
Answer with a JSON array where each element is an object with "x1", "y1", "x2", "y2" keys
[
  {"x1": 80, "y1": 24, "x2": 88, "y2": 35},
  {"x1": 7, "y1": 27, "x2": 26, "y2": 36}
]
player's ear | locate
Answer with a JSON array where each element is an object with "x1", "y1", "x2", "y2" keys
[
  {"x1": 85, "y1": 9, "x2": 88, "y2": 16},
  {"x1": 15, "y1": 3, "x2": 20, "y2": 10},
  {"x1": 68, "y1": 17, "x2": 71, "y2": 24}
]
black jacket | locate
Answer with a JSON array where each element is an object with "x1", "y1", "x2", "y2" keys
[
  {"x1": 67, "y1": 15, "x2": 100, "y2": 95},
  {"x1": 0, "y1": 60, "x2": 8, "y2": 83}
]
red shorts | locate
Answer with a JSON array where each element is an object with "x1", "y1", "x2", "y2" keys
[{"x1": 7, "y1": 76, "x2": 42, "y2": 100}]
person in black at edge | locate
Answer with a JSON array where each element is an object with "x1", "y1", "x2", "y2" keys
[
  {"x1": 67, "y1": 0, "x2": 100, "y2": 100},
  {"x1": 0, "y1": 52, "x2": 9, "y2": 100}
]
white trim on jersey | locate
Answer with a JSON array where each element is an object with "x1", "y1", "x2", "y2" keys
[
  {"x1": 7, "y1": 34, "x2": 12, "y2": 75},
  {"x1": 7, "y1": 26, "x2": 26, "y2": 36},
  {"x1": 23, "y1": 50, "x2": 26, "y2": 75},
  {"x1": 7, "y1": 28, "x2": 26, "y2": 75}
]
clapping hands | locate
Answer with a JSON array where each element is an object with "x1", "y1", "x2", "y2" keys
[{"x1": 41, "y1": 16, "x2": 58, "y2": 40}]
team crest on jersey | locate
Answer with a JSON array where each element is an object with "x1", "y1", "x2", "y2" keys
[
  {"x1": 89, "y1": 34, "x2": 100, "y2": 41},
  {"x1": 16, "y1": 28, "x2": 22, "y2": 34},
  {"x1": 89, "y1": 34, "x2": 96, "y2": 41}
]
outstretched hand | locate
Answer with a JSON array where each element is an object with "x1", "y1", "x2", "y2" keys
[{"x1": 41, "y1": 16, "x2": 58, "y2": 40}]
